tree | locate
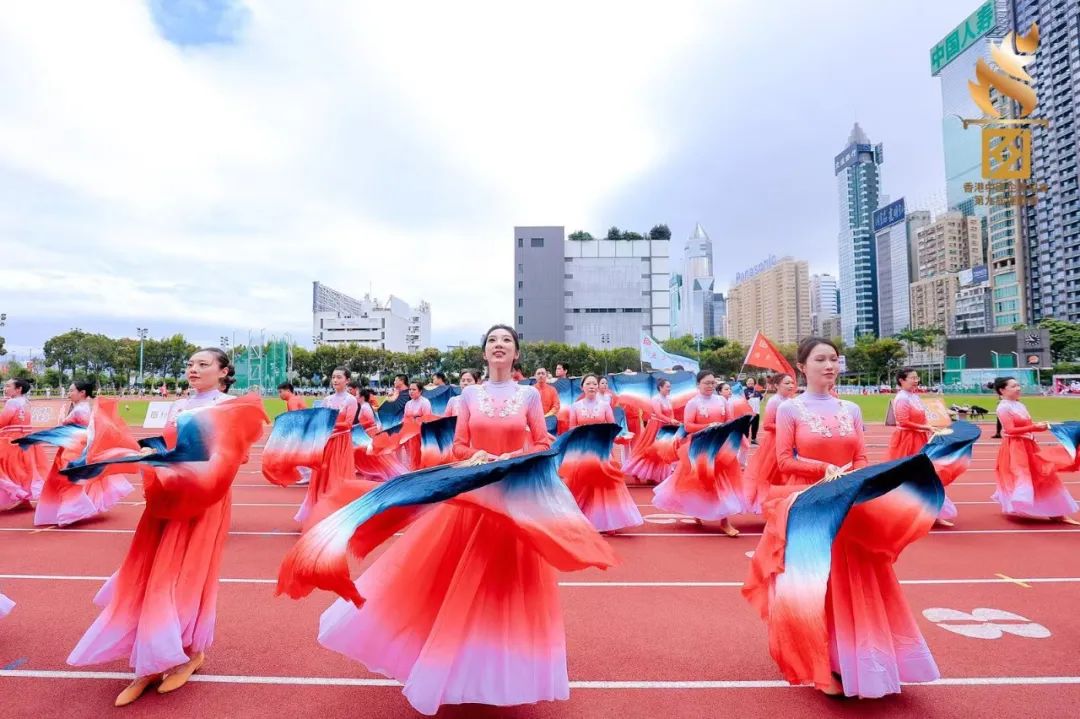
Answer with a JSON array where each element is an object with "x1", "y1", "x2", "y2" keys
[
  {"x1": 847, "y1": 335, "x2": 907, "y2": 385},
  {"x1": 648, "y1": 224, "x2": 672, "y2": 241},
  {"x1": 606, "y1": 226, "x2": 622, "y2": 241},
  {"x1": 622, "y1": 231, "x2": 644, "y2": 241},
  {"x1": 1039, "y1": 318, "x2": 1080, "y2": 363},
  {"x1": 0, "y1": 335, "x2": 5, "y2": 356},
  {"x1": 568, "y1": 230, "x2": 594, "y2": 242}
]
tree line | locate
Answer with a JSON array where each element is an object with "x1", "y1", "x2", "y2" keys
[{"x1": 3, "y1": 320, "x2": 1078, "y2": 391}]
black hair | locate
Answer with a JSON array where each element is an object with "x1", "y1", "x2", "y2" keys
[
  {"x1": 347, "y1": 379, "x2": 362, "y2": 390},
  {"x1": 796, "y1": 336, "x2": 839, "y2": 368},
  {"x1": 769, "y1": 372, "x2": 793, "y2": 387},
  {"x1": 459, "y1": 368, "x2": 482, "y2": 384},
  {"x1": 896, "y1": 367, "x2": 918, "y2": 385},
  {"x1": 718, "y1": 382, "x2": 731, "y2": 392},
  {"x1": 512, "y1": 362, "x2": 524, "y2": 373},
  {"x1": 993, "y1": 376, "x2": 1014, "y2": 396},
  {"x1": 333, "y1": 366, "x2": 351, "y2": 380},
  {"x1": 73, "y1": 380, "x2": 97, "y2": 398},
  {"x1": 656, "y1": 378, "x2": 670, "y2": 389},
  {"x1": 394, "y1": 373, "x2": 408, "y2": 385},
  {"x1": 581, "y1": 373, "x2": 601, "y2": 386},
  {"x1": 433, "y1": 372, "x2": 447, "y2": 384},
  {"x1": 278, "y1": 382, "x2": 295, "y2": 392},
  {"x1": 196, "y1": 347, "x2": 235, "y2": 390},
  {"x1": 556, "y1": 362, "x2": 569, "y2": 373},
  {"x1": 482, "y1": 324, "x2": 520, "y2": 353},
  {"x1": 408, "y1": 380, "x2": 423, "y2": 393},
  {"x1": 10, "y1": 377, "x2": 32, "y2": 395},
  {"x1": 360, "y1": 388, "x2": 376, "y2": 402},
  {"x1": 695, "y1": 370, "x2": 715, "y2": 384}
]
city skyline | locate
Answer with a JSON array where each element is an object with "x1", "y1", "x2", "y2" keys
[{"x1": 0, "y1": 2, "x2": 1040, "y2": 357}]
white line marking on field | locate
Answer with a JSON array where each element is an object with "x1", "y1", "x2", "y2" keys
[
  {"x1": 2, "y1": 669, "x2": 1079, "y2": 689},
  {"x1": 3, "y1": 574, "x2": 1079, "y2": 587}
]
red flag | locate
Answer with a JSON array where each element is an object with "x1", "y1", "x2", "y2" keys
[{"x1": 743, "y1": 331, "x2": 796, "y2": 377}]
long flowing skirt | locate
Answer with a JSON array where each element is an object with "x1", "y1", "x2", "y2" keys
[
  {"x1": 652, "y1": 441, "x2": 746, "y2": 521},
  {"x1": 744, "y1": 485, "x2": 939, "y2": 697},
  {"x1": 623, "y1": 419, "x2": 678, "y2": 484},
  {"x1": 742, "y1": 428, "x2": 780, "y2": 514},
  {"x1": 0, "y1": 436, "x2": 46, "y2": 511},
  {"x1": 68, "y1": 493, "x2": 231, "y2": 677},
  {"x1": 296, "y1": 432, "x2": 354, "y2": 524},
  {"x1": 885, "y1": 428, "x2": 929, "y2": 461},
  {"x1": 559, "y1": 454, "x2": 642, "y2": 532},
  {"x1": 318, "y1": 504, "x2": 570, "y2": 716},
  {"x1": 992, "y1": 436, "x2": 1078, "y2": 518},
  {"x1": 0, "y1": 590, "x2": 13, "y2": 618},
  {"x1": 34, "y1": 451, "x2": 135, "y2": 526}
]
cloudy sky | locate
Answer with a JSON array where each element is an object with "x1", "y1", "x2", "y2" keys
[{"x1": 1, "y1": 1, "x2": 977, "y2": 357}]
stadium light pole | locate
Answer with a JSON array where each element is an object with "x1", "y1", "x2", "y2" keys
[
  {"x1": 600, "y1": 333, "x2": 611, "y2": 375},
  {"x1": 136, "y1": 327, "x2": 148, "y2": 384}
]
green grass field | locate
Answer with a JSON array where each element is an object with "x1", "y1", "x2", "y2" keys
[{"x1": 111, "y1": 393, "x2": 1078, "y2": 427}]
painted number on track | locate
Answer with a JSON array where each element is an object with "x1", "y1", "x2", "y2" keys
[
  {"x1": 642, "y1": 513, "x2": 698, "y2": 525},
  {"x1": 922, "y1": 607, "x2": 1051, "y2": 639}
]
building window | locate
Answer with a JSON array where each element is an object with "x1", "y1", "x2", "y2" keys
[
  {"x1": 517, "y1": 238, "x2": 523, "y2": 248},
  {"x1": 517, "y1": 280, "x2": 523, "y2": 289},
  {"x1": 564, "y1": 325, "x2": 574, "y2": 331},
  {"x1": 517, "y1": 298, "x2": 523, "y2": 307},
  {"x1": 518, "y1": 315, "x2": 524, "y2": 324},
  {"x1": 564, "y1": 274, "x2": 573, "y2": 279},
  {"x1": 564, "y1": 291, "x2": 573, "y2": 297},
  {"x1": 531, "y1": 237, "x2": 544, "y2": 247},
  {"x1": 517, "y1": 263, "x2": 523, "y2": 274}
]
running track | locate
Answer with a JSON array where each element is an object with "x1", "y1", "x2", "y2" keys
[{"x1": 2, "y1": 424, "x2": 1078, "y2": 718}]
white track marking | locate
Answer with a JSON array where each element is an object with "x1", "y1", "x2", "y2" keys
[{"x1": 924, "y1": 607, "x2": 1052, "y2": 639}]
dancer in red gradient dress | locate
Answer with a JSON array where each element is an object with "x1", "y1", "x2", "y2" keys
[
  {"x1": 295, "y1": 366, "x2": 357, "y2": 521},
  {"x1": 884, "y1": 368, "x2": 957, "y2": 525},
  {"x1": 624, "y1": 378, "x2": 680, "y2": 484},
  {"x1": 724, "y1": 382, "x2": 753, "y2": 468},
  {"x1": 991, "y1": 377, "x2": 1079, "y2": 524},
  {"x1": 743, "y1": 372, "x2": 797, "y2": 514},
  {"x1": 0, "y1": 378, "x2": 47, "y2": 511},
  {"x1": 444, "y1": 369, "x2": 479, "y2": 417},
  {"x1": 354, "y1": 388, "x2": 407, "y2": 482},
  {"x1": 652, "y1": 370, "x2": 741, "y2": 536},
  {"x1": 316, "y1": 325, "x2": 610, "y2": 715},
  {"x1": 68, "y1": 348, "x2": 267, "y2": 706},
  {"x1": 561, "y1": 374, "x2": 642, "y2": 533},
  {"x1": 34, "y1": 381, "x2": 135, "y2": 526},
  {"x1": 744, "y1": 337, "x2": 939, "y2": 698},
  {"x1": 885, "y1": 368, "x2": 934, "y2": 460}
]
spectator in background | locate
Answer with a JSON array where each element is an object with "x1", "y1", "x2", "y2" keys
[
  {"x1": 511, "y1": 363, "x2": 525, "y2": 382},
  {"x1": 432, "y1": 372, "x2": 448, "y2": 387},
  {"x1": 743, "y1": 377, "x2": 764, "y2": 444},
  {"x1": 533, "y1": 367, "x2": 560, "y2": 418},
  {"x1": 555, "y1": 363, "x2": 570, "y2": 380},
  {"x1": 278, "y1": 382, "x2": 307, "y2": 412},
  {"x1": 390, "y1": 374, "x2": 409, "y2": 401}
]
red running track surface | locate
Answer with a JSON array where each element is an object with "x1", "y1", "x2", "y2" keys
[{"x1": 1, "y1": 424, "x2": 1079, "y2": 718}]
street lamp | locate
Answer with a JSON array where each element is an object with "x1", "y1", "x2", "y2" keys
[
  {"x1": 0, "y1": 312, "x2": 6, "y2": 328},
  {"x1": 136, "y1": 327, "x2": 149, "y2": 385},
  {"x1": 600, "y1": 333, "x2": 611, "y2": 376},
  {"x1": 694, "y1": 332, "x2": 703, "y2": 356},
  {"x1": 219, "y1": 335, "x2": 231, "y2": 360}
]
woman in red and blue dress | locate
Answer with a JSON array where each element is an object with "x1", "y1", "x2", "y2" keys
[
  {"x1": 743, "y1": 372, "x2": 797, "y2": 513},
  {"x1": 444, "y1": 369, "x2": 479, "y2": 417},
  {"x1": 561, "y1": 373, "x2": 642, "y2": 533},
  {"x1": 624, "y1": 378, "x2": 679, "y2": 484},
  {"x1": 69, "y1": 348, "x2": 266, "y2": 706},
  {"x1": 652, "y1": 370, "x2": 742, "y2": 537},
  {"x1": 0, "y1": 377, "x2": 45, "y2": 511},
  {"x1": 991, "y1": 377, "x2": 1078, "y2": 524},
  {"x1": 295, "y1": 367, "x2": 358, "y2": 520},
  {"x1": 744, "y1": 337, "x2": 939, "y2": 698},
  {"x1": 34, "y1": 381, "x2": 135, "y2": 526},
  {"x1": 315, "y1": 324, "x2": 611, "y2": 715}
]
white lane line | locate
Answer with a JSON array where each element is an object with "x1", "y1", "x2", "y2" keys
[
  {"x1": 3, "y1": 574, "x2": 1080, "y2": 587},
  {"x1": 0, "y1": 528, "x2": 301, "y2": 537},
  {"x1": 2, "y1": 669, "x2": 1079, "y2": 689}
]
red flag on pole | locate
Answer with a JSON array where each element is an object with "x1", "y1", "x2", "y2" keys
[{"x1": 743, "y1": 331, "x2": 796, "y2": 377}]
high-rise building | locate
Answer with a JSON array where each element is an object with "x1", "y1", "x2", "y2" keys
[
  {"x1": 312, "y1": 282, "x2": 432, "y2": 352},
  {"x1": 1014, "y1": 0, "x2": 1080, "y2": 322},
  {"x1": 727, "y1": 256, "x2": 810, "y2": 346},
  {"x1": 910, "y1": 275, "x2": 960, "y2": 331},
  {"x1": 515, "y1": 226, "x2": 671, "y2": 348},
  {"x1": 809, "y1": 273, "x2": 839, "y2": 335},
  {"x1": 681, "y1": 223, "x2": 715, "y2": 339},
  {"x1": 821, "y1": 315, "x2": 843, "y2": 341},
  {"x1": 931, "y1": 1, "x2": 1028, "y2": 330},
  {"x1": 669, "y1": 272, "x2": 684, "y2": 334},
  {"x1": 514, "y1": 226, "x2": 567, "y2": 343},
  {"x1": 711, "y1": 292, "x2": 728, "y2": 338},
  {"x1": 915, "y1": 211, "x2": 985, "y2": 279},
  {"x1": 835, "y1": 123, "x2": 884, "y2": 343},
  {"x1": 873, "y1": 199, "x2": 932, "y2": 337},
  {"x1": 954, "y1": 265, "x2": 993, "y2": 334}
]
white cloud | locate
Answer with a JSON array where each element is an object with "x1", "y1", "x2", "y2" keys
[{"x1": 0, "y1": 1, "x2": 713, "y2": 348}]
